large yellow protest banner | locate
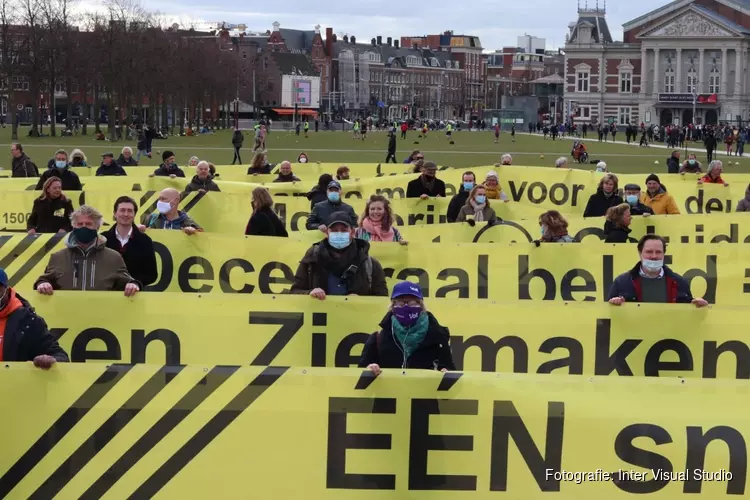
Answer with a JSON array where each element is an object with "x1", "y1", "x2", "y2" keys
[
  {"x1": 2, "y1": 232, "x2": 744, "y2": 304},
  {"x1": 23, "y1": 292, "x2": 750, "y2": 379},
  {"x1": 0, "y1": 363, "x2": 746, "y2": 498}
]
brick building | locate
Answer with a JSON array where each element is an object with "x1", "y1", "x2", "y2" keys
[
  {"x1": 564, "y1": 0, "x2": 750, "y2": 127},
  {"x1": 401, "y1": 31, "x2": 484, "y2": 119}
]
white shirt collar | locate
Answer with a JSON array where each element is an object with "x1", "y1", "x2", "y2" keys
[
  {"x1": 116, "y1": 225, "x2": 133, "y2": 246},
  {"x1": 639, "y1": 267, "x2": 665, "y2": 279}
]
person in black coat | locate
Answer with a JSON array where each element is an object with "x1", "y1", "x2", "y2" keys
[
  {"x1": 358, "y1": 281, "x2": 455, "y2": 374},
  {"x1": 603, "y1": 203, "x2": 633, "y2": 243},
  {"x1": 446, "y1": 171, "x2": 475, "y2": 222},
  {"x1": 385, "y1": 131, "x2": 397, "y2": 163},
  {"x1": 152, "y1": 151, "x2": 185, "y2": 178},
  {"x1": 231, "y1": 129, "x2": 244, "y2": 165},
  {"x1": 306, "y1": 181, "x2": 358, "y2": 230},
  {"x1": 406, "y1": 161, "x2": 446, "y2": 199},
  {"x1": 245, "y1": 187, "x2": 288, "y2": 237},
  {"x1": 583, "y1": 173, "x2": 623, "y2": 217},
  {"x1": 102, "y1": 196, "x2": 158, "y2": 287},
  {"x1": 705, "y1": 131, "x2": 718, "y2": 163},
  {"x1": 27, "y1": 177, "x2": 74, "y2": 234},
  {"x1": 36, "y1": 149, "x2": 82, "y2": 191},
  {"x1": 184, "y1": 161, "x2": 221, "y2": 193},
  {"x1": 96, "y1": 152, "x2": 127, "y2": 176},
  {"x1": 247, "y1": 152, "x2": 273, "y2": 175},
  {"x1": 666, "y1": 150, "x2": 680, "y2": 174},
  {"x1": 116, "y1": 147, "x2": 139, "y2": 167},
  {"x1": 0, "y1": 269, "x2": 69, "y2": 366},
  {"x1": 307, "y1": 174, "x2": 333, "y2": 209},
  {"x1": 623, "y1": 183, "x2": 654, "y2": 216}
]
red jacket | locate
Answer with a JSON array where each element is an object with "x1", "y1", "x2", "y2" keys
[
  {"x1": 400, "y1": 123, "x2": 408, "y2": 132},
  {"x1": 701, "y1": 173, "x2": 725, "y2": 184}
]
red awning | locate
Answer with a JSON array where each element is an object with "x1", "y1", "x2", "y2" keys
[{"x1": 271, "y1": 108, "x2": 318, "y2": 116}]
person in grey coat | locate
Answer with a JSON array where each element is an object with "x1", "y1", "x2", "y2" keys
[
  {"x1": 737, "y1": 184, "x2": 750, "y2": 212},
  {"x1": 306, "y1": 180, "x2": 357, "y2": 231}
]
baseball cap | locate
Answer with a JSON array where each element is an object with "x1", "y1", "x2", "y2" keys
[
  {"x1": 391, "y1": 281, "x2": 423, "y2": 300},
  {"x1": 0, "y1": 268, "x2": 7, "y2": 287},
  {"x1": 326, "y1": 211, "x2": 353, "y2": 228},
  {"x1": 102, "y1": 152, "x2": 114, "y2": 158},
  {"x1": 327, "y1": 180, "x2": 342, "y2": 190},
  {"x1": 624, "y1": 183, "x2": 640, "y2": 191}
]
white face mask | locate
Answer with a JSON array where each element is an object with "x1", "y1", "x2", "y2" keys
[
  {"x1": 157, "y1": 201, "x2": 172, "y2": 214},
  {"x1": 642, "y1": 258, "x2": 664, "y2": 273}
]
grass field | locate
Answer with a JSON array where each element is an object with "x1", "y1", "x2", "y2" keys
[{"x1": 1, "y1": 126, "x2": 747, "y2": 174}]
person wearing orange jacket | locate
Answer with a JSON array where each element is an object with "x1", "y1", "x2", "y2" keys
[
  {"x1": 0, "y1": 268, "x2": 69, "y2": 367},
  {"x1": 640, "y1": 174, "x2": 681, "y2": 215}
]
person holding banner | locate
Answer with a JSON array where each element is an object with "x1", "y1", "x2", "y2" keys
[
  {"x1": 355, "y1": 195, "x2": 406, "y2": 243},
  {"x1": 335, "y1": 166, "x2": 350, "y2": 181},
  {"x1": 95, "y1": 152, "x2": 127, "y2": 176},
  {"x1": 248, "y1": 152, "x2": 273, "y2": 175},
  {"x1": 152, "y1": 151, "x2": 185, "y2": 178},
  {"x1": 583, "y1": 173, "x2": 623, "y2": 218},
  {"x1": 483, "y1": 171, "x2": 508, "y2": 201},
  {"x1": 406, "y1": 161, "x2": 446, "y2": 199},
  {"x1": 456, "y1": 184, "x2": 499, "y2": 225},
  {"x1": 306, "y1": 181, "x2": 357, "y2": 231},
  {"x1": 699, "y1": 160, "x2": 729, "y2": 186},
  {"x1": 185, "y1": 161, "x2": 221, "y2": 193},
  {"x1": 273, "y1": 161, "x2": 301, "y2": 183},
  {"x1": 358, "y1": 281, "x2": 455, "y2": 375},
  {"x1": 0, "y1": 268, "x2": 69, "y2": 367},
  {"x1": 27, "y1": 178, "x2": 74, "y2": 234},
  {"x1": 446, "y1": 171, "x2": 475, "y2": 222},
  {"x1": 116, "y1": 147, "x2": 138, "y2": 167},
  {"x1": 34, "y1": 205, "x2": 141, "y2": 296},
  {"x1": 36, "y1": 150, "x2": 82, "y2": 191},
  {"x1": 604, "y1": 204, "x2": 632, "y2": 243},
  {"x1": 641, "y1": 174, "x2": 680, "y2": 215},
  {"x1": 608, "y1": 235, "x2": 708, "y2": 307},
  {"x1": 143, "y1": 188, "x2": 202, "y2": 234},
  {"x1": 245, "y1": 187, "x2": 288, "y2": 237},
  {"x1": 679, "y1": 153, "x2": 701, "y2": 174},
  {"x1": 291, "y1": 211, "x2": 387, "y2": 299},
  {"x1": 623, "y1": 184, "x2": 653, "y2": 216},
  {"x1": 102, "y1": 196, "x2": 157, "y2": 287}
]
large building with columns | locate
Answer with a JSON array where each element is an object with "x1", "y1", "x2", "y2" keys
[{"x1": 564, "y1": 0, "x2": 750, "y2": 127}]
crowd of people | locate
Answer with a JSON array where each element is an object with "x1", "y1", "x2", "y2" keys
[{"x1": 0, "y1": 135, "x2": 723, "y2": 374}]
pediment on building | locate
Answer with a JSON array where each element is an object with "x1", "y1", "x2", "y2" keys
[{"x1": 638, "y1": 8, "x2": 739, "y2": 38}]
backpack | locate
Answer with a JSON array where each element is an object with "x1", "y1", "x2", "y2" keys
[{"x1": 309, "y1": 245, "x2": 372, "y2": 293}]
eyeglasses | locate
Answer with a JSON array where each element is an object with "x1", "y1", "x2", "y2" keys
[{"x1": 393, "y1": 299, "x2": 420, "y2": 307}]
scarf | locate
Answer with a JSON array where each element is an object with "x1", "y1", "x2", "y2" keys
[
  {"x1": 316, "y1": 241, "x2": 359, "y2": 276},
  {"x1": 470, "y1": 199, "x2": 486, "y2": 222},
  {"x1": 485, "y1": 185, "x2": 501, "y2": 199},
  {"x1": 361, "y1": 217, "x2": 395, "y2": 242},
  {"x1": 603, "y1": 190, "x2": 613, "y2": 199},
  {"x1": 420, "y1": 174, "x2": 435, "y2": 192},
  {"x1": 391, "y1": 312, "x2": 429, "y2": 360}
]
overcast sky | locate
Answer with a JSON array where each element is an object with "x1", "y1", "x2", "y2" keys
[{"x1": 140, "y1": 0, "x2": 659, "y2": 51}]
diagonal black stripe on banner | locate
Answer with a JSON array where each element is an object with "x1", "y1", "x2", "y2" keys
[
  {"x1": 8, "y1": 232, "x2": 66, "y2": 287},
  {"x1": 354, "y1": 370, "x2": 377, "y2": 390},
  {"x1": 79, "y1": 365, "x2": 241, "y2": 500},
  {"x1": 0, "y1": 234, "x2": 12, "y2": 251},
  {"x1": 0, "y1": 364, "x2": 132, "y2": 499},
  {"x1": 0, "y1": 234, "x2": 37, "y2": 270},
  {"x1": 180, "y1": 192, "x2": 203, "y2": 214},
  {"x1": 28, "y1": 365, "x2": 184, "y2": 500},
  {"x1": 128, "y1": 366, "x2": 288, "y2": 499},
  {"x1": 437, "y1": 372, "x2": 463, "y2": 391}
]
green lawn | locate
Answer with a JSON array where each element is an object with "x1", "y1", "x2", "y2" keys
[{"x1": 1, "y1": 126, "x2": 746, "y2": 174}]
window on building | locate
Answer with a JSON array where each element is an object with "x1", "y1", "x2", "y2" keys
[
  {"x1": 54, "y1": 82, "x2": 65, "y2": 93},
  {"x1": 618, "y1": 106, "x2": 631, "y2": 124},
  {"x1": 687, "y1": 68, "x2": 697, "y2": 93},
  {"x1": 709, "y1": 68, "x2": 720, "y2": 93},
  {"x1": 576, "y1": 71, "x2": 589, "y2": 92},
  {"x1": 580, "y1": 107, "x2": 590, "y2": 119},
  {"x1": 12, "y1": 76, "x2": 28, "y2": 91},
  {"x1": 664, "y1": 68, "x2": 675, "y2": 93},
  {"x1": 619, "y1": 71, "x2": 632, "y2": 93}
]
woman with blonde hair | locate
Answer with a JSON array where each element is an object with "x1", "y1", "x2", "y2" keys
[
  {"x1": 244, "y1": 187, "x2": 288, "y2": 237},
  {"x1": 27, "y1": 177, "x2": 74, "y2": 234},
  {"x1": 69, "y1": 149, "x2": 87, "y2": 167},
  {"x1": 457, "y1": 184, "x2": 498, "y2": 224},
  {"x1": 583, "y1": 172, "x2": 623, "y2": 217},
  {"x1": 539, "y1": 210, "x2": 574, "y2": 243},
  {"x1": 355, "y1": 195, "x2": 407, "y2": 244},
  {"x1": 603, "y1": 203, "x2": 632, "y2": 243}
]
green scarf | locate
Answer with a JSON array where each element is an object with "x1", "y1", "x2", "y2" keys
[{"x1": 391, "y1": 312, "x2": 429, "y2": 360}]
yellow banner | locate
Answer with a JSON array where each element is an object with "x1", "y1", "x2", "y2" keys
[
  {"x1": 20, "y1": 292, "x2": 750, "y2": 379},
  {"x1": 0, "y1": 362, "x2": 746, "y2": 498},
  {"x1": 2, "y1": 232, "x2": 745, "y2": 305}
]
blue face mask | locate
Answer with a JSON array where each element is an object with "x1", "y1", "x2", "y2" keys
[
  {"x1": 55, "y1": 161, "x2": 67, "y2": 169},
  {"x1": 463, "y1": 182, "x2": 474, "y2": 191},
  {"x1": 328, "y1": 231, "x2": 351, "y2": 249},
  {"x1": 475, "y1": 195, "x2": 486, "y2": 204},
  {"x1": 327, "y1": 191, "x2": 340, "y2": 203},
  {"x1": 626, "y1": 194, "x2": 638, "y2": 205}
]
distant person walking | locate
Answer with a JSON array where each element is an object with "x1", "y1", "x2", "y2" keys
[{"x1": 231, "y1": 129, "x2": 244, "y2": 165}]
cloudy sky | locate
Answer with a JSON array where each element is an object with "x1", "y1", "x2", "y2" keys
[{"x1": 140, "y1": 0, "x2": 659, "y2": 51}]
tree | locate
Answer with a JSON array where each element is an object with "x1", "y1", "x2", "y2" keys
[
  {"x1": 18, "y1": 0, "x2": 45, "y2": 136},
  {"x1": 0, "y1": 0, "x2": 22, "y2": 140}
]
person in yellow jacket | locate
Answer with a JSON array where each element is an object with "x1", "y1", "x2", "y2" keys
[{"x1": 641, "y1": 174, "x2": 681, "y2": 215}]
